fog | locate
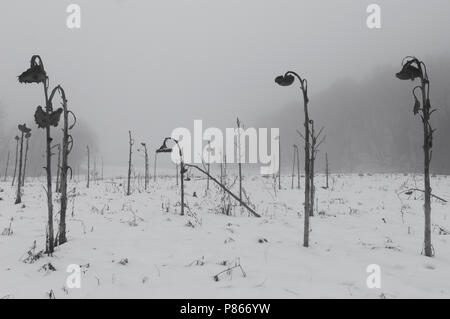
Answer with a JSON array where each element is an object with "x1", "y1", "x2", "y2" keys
[
  {"x1": 260, "y1": 56, "x2": 450, "y2": 173},
  {"x1": 0, "y1": 0, "x2": 449, "y2": 173}
]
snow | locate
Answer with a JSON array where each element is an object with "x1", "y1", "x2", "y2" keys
[{"x1": 1, "y1": 173, "x2": 450, "y2": 299}]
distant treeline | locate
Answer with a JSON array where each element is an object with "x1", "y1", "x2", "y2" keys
[{"x1": 260, "y1": 56, "x2": 450, "y2": 174}]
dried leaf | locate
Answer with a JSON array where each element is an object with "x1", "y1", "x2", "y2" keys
[
  {"x1": 413, "y1": 95, "x2": 420, "y2": 115},
  {"x1": 34, "y1": 106, "x2": 63, "y2": 129}
]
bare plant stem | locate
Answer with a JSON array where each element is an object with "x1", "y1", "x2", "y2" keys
[
  {"x1": 310, "y1": 121, "x2": 315, "y2": 217},
  {"x1": 3, "y1": 151, "x2": 10, "y2": 182},
  {"x1": 325, "y1": 152, "x2": 329, "y2": 189},
  {"x1": 15, "y1": 131, "x2": 24, "y2": 204},
  {"x1": 55, "y1": 144, "x2": 61, "y2": 193},
  {"x1": 44, "y1": 80, "x2": 54, "y2": 254},
  {"x1": 22, "y1": 138, "x2": 30, "y2": 186},
  {"x1": 127, "y1": 131, "x2": 133, "y2": 196},
  {"x1": 59, "y1": 89, "x2": 71, "y2": 245},
  {"x1": 11, "y1": 138, "x2": 19, "y2": 186},
  {"x1": 237, "y1": 118, "x2": 242, "y2": 205},
  {"x1": 421, "y1": 78, "x2": 432, "y2": 257},
  {"x1": 86, "y1": 145, "x2": 90, "y2": 188},
  {"x1": 291, "y1": 145, "x2": 295, "y2": 190},
  {"x1": 143, "y1": 145, "x2": 149, "y2": 190}
]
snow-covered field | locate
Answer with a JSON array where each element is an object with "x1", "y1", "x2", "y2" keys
[{"x1": 1, "y1": 173, "x2": 450, "y2": 299}]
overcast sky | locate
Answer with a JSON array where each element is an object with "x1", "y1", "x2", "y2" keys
[{"x1": 0, "y1": 0, "x2": 449, "y2": 165}]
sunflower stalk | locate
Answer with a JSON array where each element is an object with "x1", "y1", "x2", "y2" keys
[
  {"x1": 18, "y1": 56, "x2": 64, "y2": 254},
  {"x1": 396, "y1": 57, "x2": 435, "y2": 257}
]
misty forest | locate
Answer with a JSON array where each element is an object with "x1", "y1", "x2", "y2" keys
[{"x1": 1, "y1": 1, "x2": 450, "y2": 299}]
